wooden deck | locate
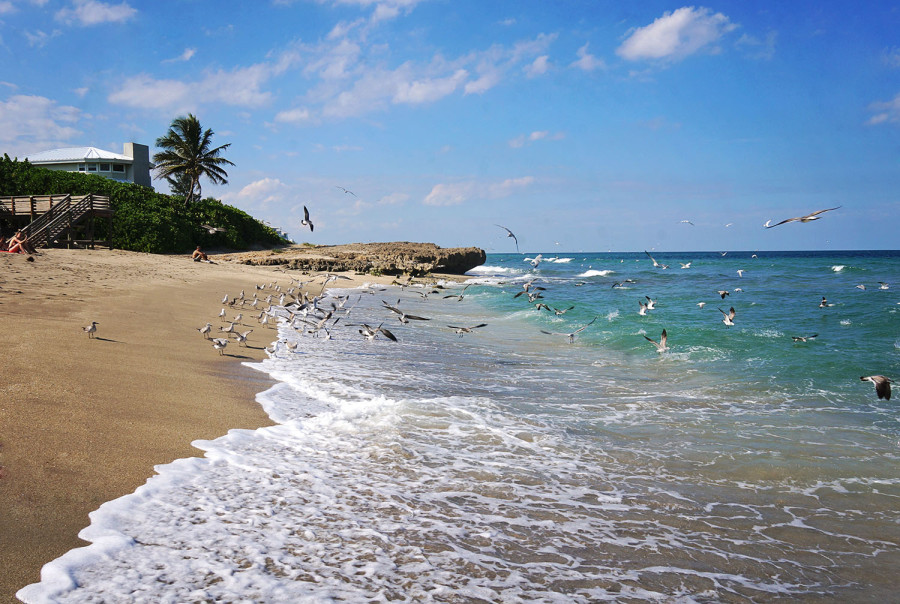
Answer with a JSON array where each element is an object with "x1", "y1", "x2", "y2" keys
[{"x1": 0, "y1": 194, "x2": 114, "y2": 249}]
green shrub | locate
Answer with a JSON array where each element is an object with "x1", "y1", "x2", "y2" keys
[{"x1": 0, "y1": 155, "x2": 287, "y2": 253}]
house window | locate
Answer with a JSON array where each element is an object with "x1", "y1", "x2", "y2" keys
[
  {"x1": 87, "y1": 164, "x2": 97, "y2": 172},
  {"x1": 99, "y1": 163, "x2": 110, "y2": 172},
  {"x1": 112, "y1": 164, "x2": 125, "y2": 173},
  {"x1": 78, "y1": 164, "x2": 85, "y2": 172}
]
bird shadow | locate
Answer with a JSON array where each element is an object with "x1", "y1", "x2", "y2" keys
[
  {"x1": 224, "y1": 353, "x2": 254, "y2": 359},
  {"x1": 93, "y1": 337, "x2": 122, "y2": 343}
]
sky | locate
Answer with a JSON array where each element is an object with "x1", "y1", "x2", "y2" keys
[{"x1": 0, "y1": 0, "x2": 897, "y2": 252}]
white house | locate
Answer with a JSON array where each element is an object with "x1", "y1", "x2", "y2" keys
[{"x1": 25, "y1": 142, "x2": 152, "y2": 187}]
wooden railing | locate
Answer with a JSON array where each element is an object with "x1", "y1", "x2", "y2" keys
[{"x1": 1, "y1": 194, "x2": 113, "y2": 248}]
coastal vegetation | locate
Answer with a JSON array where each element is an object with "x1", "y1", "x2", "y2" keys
[
  {"x1": 0, "y1": 154, "x2": 286, "y2": 254},
  {"x1": 153, "y1": 114, "x2": 235, "y2": 206}
]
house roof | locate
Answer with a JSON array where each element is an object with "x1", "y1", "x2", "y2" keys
[{"x1": 25, "y1": 146, "x2": 133, "y2": 164}]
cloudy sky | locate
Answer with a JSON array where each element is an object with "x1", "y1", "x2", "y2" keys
[{"x1": 1, "y1": 1, "x2": 897, "y2": 251}]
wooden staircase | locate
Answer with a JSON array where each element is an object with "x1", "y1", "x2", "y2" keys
[{"x1": 0, "y1": 194, "x2": 113, "y2": 249}]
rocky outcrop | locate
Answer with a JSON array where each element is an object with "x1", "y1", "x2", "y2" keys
[{"x1": 219, "y1": 242, "x2": 486, "y2": 276}]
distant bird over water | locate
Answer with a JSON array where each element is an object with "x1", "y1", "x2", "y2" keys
[
  {"x1": 447, "y1": 323, "x2": 488, "y2": 337},
  {"x1": 540, "y1": 316, "x2": 598, "y2": 343},
  {"x1": 718, "y1": 307, "x2": 736, "y2": 326},
  {"x1": 791, "y1": 334, "x2": 818, "y2": 342},
  {"x1": 764, "y1": 206, "x2": 841, "y2": 228},
  {"x1": 301, "y1": 206, "x2": 314, "y2": 232},
  {"x1": 860, "y1": 375, "x2": 892, "y2": 400},
  {"x1": 495, "y1": 224, "x2": 519, "y2": 253}
]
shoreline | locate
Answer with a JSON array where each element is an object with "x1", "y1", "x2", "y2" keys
[{"x1": 0, "y1": 248, "x2": 405, "y2": 602}]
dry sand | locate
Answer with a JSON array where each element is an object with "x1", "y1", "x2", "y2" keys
[{"x1": 0, "y1": 248, "x2": 396, "y2": 603}]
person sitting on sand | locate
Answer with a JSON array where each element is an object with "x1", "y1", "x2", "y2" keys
[
  {"x1": 192, "y1": 246, "x2": 214, "y2": 263},
  {"x1": 7, "y1": 231, "x2": 35, "y2": 254},
  {"x1": 0, "y1": 235, "x2": 7, "y2": 251}
]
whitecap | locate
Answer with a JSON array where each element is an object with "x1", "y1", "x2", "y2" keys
[
  {"x1": 578, "y1": 269, "x2": 615, "y2": 278},
  {"x1": 840, "y1": 319, "x2": 852, "y2": 326}
]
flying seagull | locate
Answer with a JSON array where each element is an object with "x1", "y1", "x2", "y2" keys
[
  {"x1": 201, "y1": 224, "x2": 226, "y2": 234},
  {"x1": 359, "y1": 322, "x2": 397, "y2": 342},
  {"x1": 495, "y1": 224, "x2": 519, "y2": 253},
  {"x1": 718, "y1": 307, "x2": 736, "y2": 326},
  {"x1": 540, "y1": 315, "x2": 598, "y2": 343},
  {"x1": 381, "y1": 300, "x2": 431, "y2": 324},
  {"x1": 644, "y1": 250, "x2": 669, "y2": 269},
  {"x1": 764, "y1": 206, "x2": 841, "y2": 228},
  {"x1": 860, "y1": 375, "x2": 892, "y2": 400},
  {"x1": 447, "y1": 323, "x2": 488, "y2": 338},
  {"x1": 643, "y1": 328, "x2": 668, "y2": 353},
  {"x1": 443, "y1": 284, "x2": 471, "y2": 301},
  {"x1": 680, "y1": 220, "x2": 694, "y2": 226},
  {"x1": 791, "y1": 334, "x2": 818, "y2": 342},
  {"x1": 82, "y1": 321, "x2": 99, "y2": 338},
  {"x1": 336, "y1": 186, "x2": 357, "y2": 197},
  {"x1": 301, "y1": 206, "x2": 314, "y2": 232}
]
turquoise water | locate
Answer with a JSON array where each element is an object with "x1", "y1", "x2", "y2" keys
[{"x1": 20, "y1": 250, "x2": 900, "y2": 603}]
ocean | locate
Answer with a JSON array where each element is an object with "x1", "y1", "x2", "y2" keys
[{"x1": 19, "y1": 250, "x2": 900, "y2": 603}]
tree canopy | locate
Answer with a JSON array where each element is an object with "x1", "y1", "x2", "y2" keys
[{"x1": 153, "y1": 114, "x2": 234, "y2": 205}]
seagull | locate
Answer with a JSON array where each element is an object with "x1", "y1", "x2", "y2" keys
[
  {"x1": 233, "y1": 329, "x2": 253, "y2": 346},
  {"x1": 220, "y1": 322, "x2": 236, "y2": 334},
  {"x1": 495, "y1": 224, "x2": 519, "y2": 253},
  {"x1": 336, "y1": 186, "x2": 357, "y2": 197},
  {"x1": 856, "y1": 284, "x2": 866, "y2": 290},
  {"x1": 201, "y1": 224, "x2": 226, "y2": 234},
  {"x1": 718, "y1": 307, "x2": 736, "y2": 326},
  {"x1": 443, "y1": 284, "x2": 471, "y2": 301},
  {"x1": 791, "y1": 334, "x2": 818, "y2": 342},
  {"x1": 301, "y1": 206, "x2": 314, "y2": 232},
  {"x1": 644, "y1": 296, "x2": 657, "y2": 310},
  {"x1": 697, "y1": 302, "x2": 706, "y2": 308},
  {"x1": 643, "y1": 328, "x2": 669, "y2": 353},
  {"x1": 644, "y1": 250, "x2": 669, "y2": 269},
  {"x1": 82, "y1": 321, "x2": 99, "y2": 338},
  {"x1": 717, "y1": 290, "x2": 730, "y2": 299},
  {"x1": 680, "y1": 220, "x2": 694, "y2": 226},
  {"x1": 764, "y1": 206, "x2": 841, "y2": 228},
  {"x1": 819, "y1": 296, "x2": 834, "y2": 308},
  {"x1": 540, "y1": 316, "x2": 598, "y2": 343},
  {"x1": 878, "y1": 282, "x2": 890, "y2": 290},
  {"x1": 638, "y1": 300, "x2": 649, "y2": 316},
  {"x1": 381, "y1": 300, "x2": 430, "y2": 323},
  {"x1": 359, "y1": 322, "x2": 397, "y2": 342},
  {"x1": 222, "y1": 294, "x2": 230, "y2": 304},
  {"x1": 860, "y1": 375, "x2": 892, "y2": 400},
  {"x1": 530, "y1": 254, "x2": 543, "y2": 268},
  {"x1": 548, "y1": 305, "x2": 575, "y2": 316},
  {"x1": 219, "y1": 308, "x2": 227, "y2": 320},
  {"x1": 447, "y1": 323, "x2": 488, "y2": 338},
  {"x1": 737, "y1": 269, "x2": 745, "y2": 278},
  {"x1": 212, "y1": 338, "x2": 228, "y2": 355},
  {"x1": 680, "y1": 262, "x2": 692, "y2": 269},
  {"x1": 198, "y1": 323, "x2": 212, "y2": 339},
  {"x1": 232, "y1": 313, "x2": 243, "y2": 324}
]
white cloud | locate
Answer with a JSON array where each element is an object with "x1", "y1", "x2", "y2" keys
[
  {"x1": 109, "y1": 49, "x2": 300, "y2": 111},
  {"x1": 274, "y1": 107, "x2": 311, "y2": 123},
  {"x1": 55, "y1": 0, "x2": 137, "y2": 26},
  {"x1": 617, "y1": 6, "x2": 737, "y2": 62},
  {"x1": 163, "y1": 47, "x2": 196, "y2": 63},
  {"x1": 0, "y1": 1, "x2": 15, "y2": 15},
  {"x1": 884, "y1": 47, "x2": 900, "y2": 69},
  {"x1": 867, "y1": 92, "x2": 900, "y2": 125},
  {"x1": 735, "y1": 31, "x2": 776, "y2": 60},
  {"x1": 524, "y1": 55, "x2": 550, "y2": 77},
  {"x1": 73, "y1": 86, "x2": 89, "y2": 97},
  {"x1": 378, "y1": 192, "x2": 408, "y2": 205},
  {"x1": 423, "y1": 176, "x2": 534, "y2": 206},
  {"x1": 571, "y1": 43, "x2": 606, "y2": 71},
  {"x1": 221, "y1": 177, "x2": 289, "y2": 207},
  {"x1": 393, "y1": 68, "x2": 468, "y2": 104},
  {"x1": 509, "y1": 130, "x2": 564, "y2": 148},
  {"x1": 0, "y1": 94, "x2": 81, "y2": 157}
]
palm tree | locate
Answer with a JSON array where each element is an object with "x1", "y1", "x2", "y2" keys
[{"x1": 153, "y1": 114, "x2": 234, "y2": 205}]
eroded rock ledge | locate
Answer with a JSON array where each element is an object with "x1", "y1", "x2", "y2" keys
[{"x1": 219, "y1": 242, "x2": 486, "y2": 276}]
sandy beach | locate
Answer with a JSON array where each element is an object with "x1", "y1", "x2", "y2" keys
[{"x1": 0, "y1": 248, "x2": 396, "y2": 602}]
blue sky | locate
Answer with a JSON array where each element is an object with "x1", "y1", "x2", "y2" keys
[{"x1": 1, "y1": 1, "x2": 897, "y2": 252}]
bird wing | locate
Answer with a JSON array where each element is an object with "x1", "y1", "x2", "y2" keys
[
  {"x1": 303, "y1": 206, "x2": 310, "y2": 221},
  {"x1": 804, "y1": 206, "x2": 841, "y2": 218},
  {"x1": 404, "y1": 314, "x2": 431, "y2": 321},
  {"x1": 764, "y1": 217, "x2": 796, "y2": 228},
  {"x1": 377, "y1": 326, "x2": 398, "y2": 341},
  {"x1": 660, "y1": 329, "x2": 667, "y2": 347}
]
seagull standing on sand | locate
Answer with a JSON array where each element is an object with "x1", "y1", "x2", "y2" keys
[
  {"x1": 860, "y1": 375, "x2": 892, "y2": 400},
  {"x1": 643, "y1": 328, "x2": 669, "y2": 353},
  {"x1": 82, "y1": 321, "x2": 99, "y2": 338},
  {"x1": 718, "y1": 307, "x2": 736, "y2": 326},
  {"x1": 764, "y1": 206, "x2": 841, "y2": 228},
  {"x1": 198, "y1": 323, "x2": 212, "y2": 339},
  {"x1": 212, "y1": 338, "x2": 228, "y2": 355},
  {"x1": 495, "y1": 224, "x2": 519, "y2": 253},
  {"x1": 301, "y1": 206, "x2": 314, "y2": 232},
  {"x1": 233, "y1": 330, "x2": 253, "y2": 346}
]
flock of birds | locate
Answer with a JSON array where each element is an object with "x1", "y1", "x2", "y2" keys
[{"x1": 79, "y1": 204, "x2": 892, "y2": 402}]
